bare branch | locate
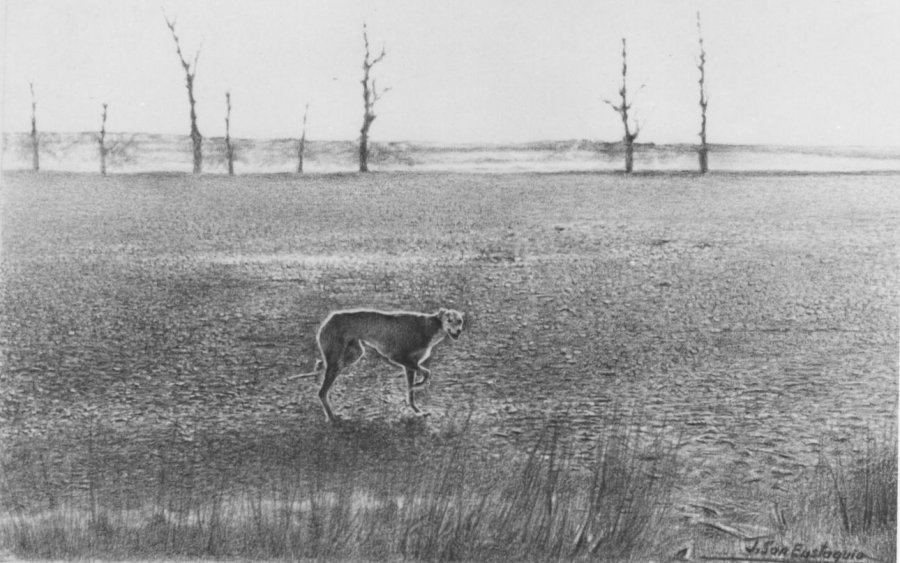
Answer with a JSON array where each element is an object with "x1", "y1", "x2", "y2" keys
[
  {"x1": 164, "y1": 13, "x2": 200, "y2": 77},
  {"x1": 363, "y1": 24, "x2": 387, "y2": 70},
  {"x1": 696, "y1": 11, "x2": 705, "y2": 49},
  {"x1": 225, "y1": 91, "x2": 231, "y2": 128},
  {"x1": 363, "y1": 22, "x2": 371, "y2": 60},
  {"x1": 164, "y1": 15, "x2": 189, "y2": 70},
  {"x1": 99, "y1": 103, "x2": 108, "y2": 142},
  {"x1": 372, "y1": 45, "x2": 387, "y2": 66},
  {"x1": 163, "y1": 12, "x2": 175, "y2": 30},
  {"x1": 193, "y1": 45, "x2": 202, "y2": 75},
  {"x1": 373, "y1": 80, "x2": 392, "y2": 102}
]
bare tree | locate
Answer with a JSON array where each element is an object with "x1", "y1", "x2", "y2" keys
[
  {"x1": 696, "y1": 12, "x2": 709, "y2": 174},
  {"x1": 297, "y1": 103, "x2": 309, "y2": 173},
  {"x1": 604, "y1": 38, "x2": 640, "y2": 173},
  {"x1": 98, "y1": 103, "x2": 108, "y2": 175},
  {"x1": 29, "y1": 83, "x2": 39, "y2": 171},
  {"x1": 164, "y1": 15, "x2": 203, "y2": 174},
  {"x1": 359, "y1": 23, "x2": 389, "y2": 173},
  {"x1": 225, "y1": 91, "x2": 234, "y2": 175}
]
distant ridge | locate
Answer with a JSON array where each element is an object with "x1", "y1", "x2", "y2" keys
[{"x1": 3, "y1": 132, "x2": 899, "y2": 174}]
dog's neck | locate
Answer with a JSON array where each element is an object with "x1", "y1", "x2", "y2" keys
[{"x1": 429, "y1": 313, "x2": 445, "y2": 335}]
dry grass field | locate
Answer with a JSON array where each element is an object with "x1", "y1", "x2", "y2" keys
[{"x1": 1, "y1": 170, "x2": 897, "y2": 560}]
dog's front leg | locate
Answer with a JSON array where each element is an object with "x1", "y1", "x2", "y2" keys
[
  {"x1": 413, "y1": 366, "x2": 431, "y2": 387},
  {"x1": 404, "y1": 368, "x2": 421, "y2": 413}
]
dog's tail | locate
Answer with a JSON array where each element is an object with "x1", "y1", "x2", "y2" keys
[{"x1": 288, "y1": 359, "x2": 323, "y2": 380}]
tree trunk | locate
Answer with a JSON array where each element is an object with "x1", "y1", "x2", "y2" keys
[
  {"x1": 191, "y1": 130, "x2": 202, "y2": 173},
  {"x1": 30, "y1": 83, "x2": 39, "y2": 172},
  {"x1": 99, "y1": 103, "x2": 108, "y2": 176},
  {"x1": 225, "y1": 92, "x2": 234, "y2": 176},
  {"x1": 358, "y1": 131, "x2": 369, "y2": 172},
  {"x1": 166, "y1": 16, "x2": 202, "y2": 174},
  {"x1": 297, "y1": 103, "x2": 308, "y2": 173},
  {"x1": 359, "y1": 24, "x2": 387, "y2": 173},
  {"x1": 189, "y1": 89, "x2": 202, "y2": 173},
  {"x1": 359, "y1": 73, "x2": 373, "y2": 172},
  {"x1": 604, "y1": 39, "x2": 639, "y2": 174},
  {"x1": 697, "y1": 12, "x2": 709, "y2": 174},
  {"x1": 625, "y1": 139, "x2": 634, "y2": 173},
  {"x1": 698, "y1": 146, "x2": 708, "y2": 174},
  {"x1": 185, "y1": 61, "x2": 202, "y2": 174},
  {"x1": 359, "y1": 95, "x2": 375, "y2": 172}
]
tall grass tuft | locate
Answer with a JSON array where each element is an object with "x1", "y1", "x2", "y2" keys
[
  {"x1": 0, "y1": 412, "x2": 681, "y2": 561},
  {"x1": 816, "y1": 425, "x2": 897, "y2": 536},
  {"x1": 772, "y1": 423, "x2": 898, "y2": 563}
]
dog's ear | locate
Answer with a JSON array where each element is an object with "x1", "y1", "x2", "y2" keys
[{"x1": 438, "y1": 307, "x2": 448, "y2": 317}]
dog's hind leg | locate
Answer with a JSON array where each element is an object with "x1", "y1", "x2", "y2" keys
[
  {"x1": 342, "y1": 339, "x2": 365, "y2": 369},
  {"x1": 318, "y1": 361, "x2": 342, "y2": 423}
]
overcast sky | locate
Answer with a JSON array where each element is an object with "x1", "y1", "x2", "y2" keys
[{"x1": 2, "y1": 0, "x2": 899, "y2": 146}]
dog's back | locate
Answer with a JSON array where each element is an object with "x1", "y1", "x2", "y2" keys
[{"x1": 319, "y1": 309, "x2": 441, "y2": 351}]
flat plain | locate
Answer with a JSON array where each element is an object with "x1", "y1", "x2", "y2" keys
[{"x1": 1, "y1": 170, "x2": 897, "y2": 559}]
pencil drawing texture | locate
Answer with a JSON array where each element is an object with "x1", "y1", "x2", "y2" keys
[{"x1": 0, "y1": 3, "x2": 897, "y2": 562}]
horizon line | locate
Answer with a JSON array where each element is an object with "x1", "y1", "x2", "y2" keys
[{"x1": 2, "y1": 131, "x2": 899, "y2": 151}]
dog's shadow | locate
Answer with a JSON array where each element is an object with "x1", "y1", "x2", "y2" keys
[
  {"x1": 329, "y1": 412, "x2": 432, "y2": 439},
  {"x1": 291, "y1": 414, "x2": 442, "y2": 471}
]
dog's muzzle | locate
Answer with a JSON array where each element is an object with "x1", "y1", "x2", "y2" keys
[{"x1": 448, "y1": 329, "x2": 462, "y2": 340}]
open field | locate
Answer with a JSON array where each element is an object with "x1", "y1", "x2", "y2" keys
[{"x1": 1, "y1": 170, "x2": 897, "y2": 560}]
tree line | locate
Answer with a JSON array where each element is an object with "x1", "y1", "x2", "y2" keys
[{"x1": 25, "y1": 14, "x2": 711, "y2": 176}]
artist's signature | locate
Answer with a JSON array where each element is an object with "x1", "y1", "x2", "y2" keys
[
  {"x1": 700, "y1": 539, "x2": 874, "y2": 562},
  {"x1": 744, "y1": 539, "x2": 868, "y2": 561}
]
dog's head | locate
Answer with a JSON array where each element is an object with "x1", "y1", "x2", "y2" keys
[{"x1": 438, "y1": 308, "x2": 465, "y2": 340}]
